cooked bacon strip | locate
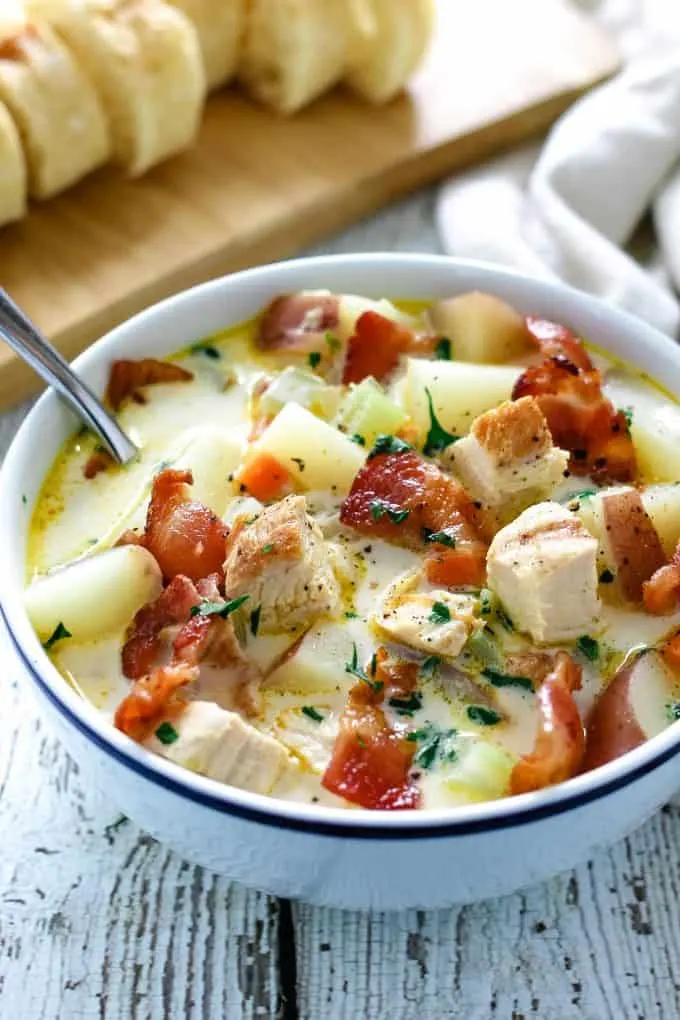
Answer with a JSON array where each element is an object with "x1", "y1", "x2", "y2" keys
[
  {"x1": 643, "y1": 561, "x2": 680, "y2": 615},
  {"x1": 513, "y1": 317, "x2": 636, "y2": 483},
  {"x1": 114, "y1": 663, "x2": 197, "y2": 742},
  {"x1": 106, "y1": 359, "x2": 193, "y2": 411},
  {"x1": 602, "y1": 490, "x2": 667, "y2": 603},
  {"x1": 122, "y1": 574, "x2": 203, "y2": 679},
  {"x1": 258, "y1": 293, "x2": 340, "y2": 351},
  {"x1": 343, "y1": 311, "x2": 437, "y2": 384},
  {"x1": 510, "y1": 652, "x2": 585, "y2": 795},
  {"x1": 340, "y1": 450, "x2": 487, "y2": 587},
  {"x1": 322, "y1": 648, "x2": 419, "y2": 810},
  {"x1": 83, "y1": 449, "x2": 115, "y2": 479},
  {"x1": 143, "y1": 469, "x2": 229, "y2": 582}
]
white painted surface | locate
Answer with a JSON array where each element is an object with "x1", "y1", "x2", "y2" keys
[{"x1": 2, "y1": 192, "x2": 680, "y2": 1016}]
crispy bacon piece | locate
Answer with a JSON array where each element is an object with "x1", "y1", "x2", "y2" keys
[
  {"x1": 114, "y1": 663, "x2": 197, "y2": 742},
  {"x1": 122, "y1": 574, "x2": 203, "y2": 679},
  {"x1": 143, "y1": 469, "x2": 229, "y2": 582},
  {"x1": 106, "y1": 359, "x2": 193, "y2": 411},
  {"x1": 643, "y1": 561, "x2": 680, "y2": 615},
  {"x1": 322, "y1": 649, "x2": 419, "y2": 810},
  {"x1": 83, "y1": 449, "x2": 115, "y2": 479},
  {"x1": 513, "y1": 317, "x2": 636, "y2": 483},
  {"x1": 258, "y1": 293, "x2": 340, "y2": 351},
  {"x1": 343, "y1": 311, "x2": 438, "y2": 385},
  {"x1": 510, "y1": 652, "x2": 585, "y2": 795},
  {"x1": 339, "y1": 450, "x2": 487, "y2": 587}
]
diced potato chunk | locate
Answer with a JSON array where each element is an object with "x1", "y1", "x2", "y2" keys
[
  {"x1": 26, "y1": 546, "x2": 162, "y2": 643},
  {"x1": 427, "y1": 292, "x2": 532, "y2": 364},
  {"x1": 401, "y1": 358, "x2": 521, "y2": 438},
  {"x1": 251, "y1": 402, "x2": 366, "y2": 493}
]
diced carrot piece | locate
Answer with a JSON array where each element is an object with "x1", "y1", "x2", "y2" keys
[{"x1": 237, "y1": 452, "x2": 294, "y2": 503}]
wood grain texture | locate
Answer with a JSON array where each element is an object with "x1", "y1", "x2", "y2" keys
[{"x1": 0, "y1": 0, "x2": 619, "y2": 411}]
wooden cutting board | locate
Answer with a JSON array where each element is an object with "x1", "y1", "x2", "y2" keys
[{"x1": 0, "y1": 0, "x2": 618, "y2": 409}]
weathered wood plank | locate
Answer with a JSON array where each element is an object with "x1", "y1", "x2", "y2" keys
[{"x1": 293, "y1": 800, "x2": 680, "y2": 1019}]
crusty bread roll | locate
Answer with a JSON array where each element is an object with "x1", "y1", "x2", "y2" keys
[
  {"x1": 346, "y1": 0, "x2": 435, "y2": 104},
  {"x1": 31, "y1": 0, "x2": 206, "y2": 177},
  {"x1": 170, "y1": 0, "x2": 246, "y2": 90},
  {"x1": 0, "y1": 12, "x2": 110, "y2": 199},
  {"x1": 0, "y1": 99, "x2": 27, "y2": 225},
  {"x1": 239, "y1": 0, "x2": 374, "y2": 115}
]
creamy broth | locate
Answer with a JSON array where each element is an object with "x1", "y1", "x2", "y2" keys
[{"x1": 25, "y1": 291, "x2": 680, "y2": 811}]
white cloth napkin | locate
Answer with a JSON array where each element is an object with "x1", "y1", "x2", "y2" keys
[{"x1": 436, "y1": 0, "x2": 680, "y2": 336}]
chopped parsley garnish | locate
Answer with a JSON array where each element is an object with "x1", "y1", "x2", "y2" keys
[
  {"x1": 388, "y1": 691, "x2": 423, "y2": 716},
  {"x1": 567, "y1": 489, "x2": 597, "y2": 504},
  {"x1": 481, "y1": 668, "x2": 533, "y2": 692},
  {"x1": 291, "y1": 457, "x2": 306, "y2": 472},
  {"x1": 407, "y1": 722, "x2": 457, "y2": 770},
  {"x1": 42, "y1": 622, "x2": 72, "y2": 651},
  {"x1": 599, "y1": 569, "x2": 615, "y2": 584},
  {"x1": 424, "y1": 530, "x2": 456, "y2": 548},
  {"x1": 428, "y1": 601, "x2": 451, "y2": 625},
  {"x1": 308, "y1": 351, "x2": 322, "y2": 369},
  {"x1": 466, "y1": 705, "x2": 503, "y2": 726},
  {"x1": 356, "y1": 735, "x2": 368, "y2": 748},
  {"x1": 666, "y1": 702, "x2": 680, "y2": 723},
  {"x1": 370, "y1": 499, "x2": 410, "y2": 524},
  {"x1": 21, "y1": 494, "x2": 27, "y2": 505},
  {"x1": 350, "y1": 433, "x2": 366, "y2": 446},
  {"x1": 345, "y1": 611, "x2": 359, "y2": 619},
  {"x1": 262, "y1": 543, "x2": 276, "y2": 554},
  {"x1": 423, "y1": 388, "x2": 460, "y2": 456},
  {"x1": 155, "y1": 722, "x2": 180, "y2": 745},
  {"x1": 367, "y1": 434, "x2": 413, "y2": 459},
  {"x1": 190, "y1": 595, "x2": 250, "y2": 619},
  {"x1": 302, "y1": 706, "x2": 324, "y2": 723},
  {"x1": 479, "y1": 588, "x2": 494, "y2": 616},
  {"x1": 576, "y1": 635, "x2": 600, "y2": 662},
  {"x1": 325, "y1": 332, "x2": 341, "y2": 352},
  {"x1": 345, "y1": 643, "x2": 383, "y2": 692},
  {"x1": 190, "y1": 341, "x2": 221, "y2": 359},
  {"x1": 620, "y1": 406, "x2": 634, "y2": 434},
  {"x1": 497, "y1": 607, "x2": 514, "y2": 632},
  {"x1": 419, "y1": 655, "x2": 441, "y2": 677},
  {"x1": 250, "y1": 606, "x2": 261, "y2": 637},
  {"x1": 434, "y1": 337, "x2": 452, "y2": 361}
]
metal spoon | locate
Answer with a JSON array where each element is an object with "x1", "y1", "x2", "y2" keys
[{"x1": 0, "y1": 289, "x2": 138, "y2": 465}]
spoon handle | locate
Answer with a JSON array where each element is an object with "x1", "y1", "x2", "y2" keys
[{"x1": 0, "y1": 289, "x2": 138, "y2": 465}]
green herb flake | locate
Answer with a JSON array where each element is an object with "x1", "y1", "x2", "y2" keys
[
  {"x1": 190, "y1": 341, "x2": 221, "y2": 360},
  {"x1": 356, "y1": 735, "x2": 368, "y2": 749},
  {"x1": 599, "y1": 569, "x2": 615, "y2": 584},
  {"x1": 497, "y1": 607, "x2": 514, "y2": 632},
  {"x1": 481, "y1": 667, "x2": 533, "y2": 692},
  {"x1": 577, "y1": 635, "x2": 600, "y2": 662},
  {"x1": 325, "y1": 332, "x2": 341, "y2": 352},
  {"x1": 262, "y1": 543, "x2": 276, "y2": 554},
  {"x1": 302, "y1": 706, "x2": 324, "y2": 723},
  {"x1": 250, "y1": 606, "x2": 262, "y2": 637},
  {"x1": 308, "y1": 351, "x2": 322, "y2": 369},
  {"x1": 388, "y1": 691, "x2": 423, "y2": 716},
  {"x1": 345, "y1": 643, "x2": 383, "y2": 692},
  {"x1": 567, "y1": 489, "x2": 597, "y2": 505},
  {"x1": 155, "y1": 722, "x2": 180, "y2": 745},
  {"x1": 370, "y1": 499, "x2": 410, "y2": 524},
  {"x1": 291, "y1": 457, "x2": 306, "y2": 472},
  {"x1": 42, "y1": 622, "x2": 72, "y2": 651},
  {"x1": 423, "y1": 388, "x2": 460, "y2": 456},
  {"x1": 367, "y1": 434, "x2": 413, "y2": 460},
  {"x1": 345, "y1": 611, "x2": 359, "y2": 619},
  {"x1": 620, "y1": 406, "x2": 634, "y2": 434},
  {"x1": 428, "y1": 601, "x2": 451, "y2": 625},
  {"x1": 666, "y1": 702, "x2": 680, "y2": 723},
  {"x1": 190, "y1": 595, "x2": 250, "y2": 619},
  {"x1": 466, "y1": 705, "x2": 503, "y2": 726},
  {"x1": 407, "y1": 722, "x2": 457, "y2": 770},
  {"x1": 425, "y1": 530, "x2": 456, "y2": 548},
  {"x1": 350, "y1": 433, "x2": 366, "y2": 446},
  {"x1": 419, "y1": 655, "x2": 441, "y2": 678},
  {"x1": 21, "y1": 494, "x2": 27, "y2": 506},
  {"x1": 479, "y1": 588, "x2": 494, "y2": 616},
  {"x1": 434, "y1": 337, "x2": 452, "y2": 361}
]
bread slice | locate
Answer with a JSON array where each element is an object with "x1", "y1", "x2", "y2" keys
[
  {"x1": 31, "y1": 0, "x2": 206, "y2": 177},
  {"x1": 0, "y1": 98, "x2": 27, "y2": 225},
  {"x1": 346, "y1": 0, "x2": 435, "y2": 104},
  {"x1": 0, "y1": 12, "x2": 110, "y2": 199},
  {"x1": 239, "y1": 0, "x2": 374, "y2": 115},
  {"x1": 170, "y1": 0, "x2": 247, "y2": 90}
]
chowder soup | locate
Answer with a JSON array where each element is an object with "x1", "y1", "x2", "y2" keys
[{"x1": 25, "y1": 290, "x2": 680, "y2": 811}]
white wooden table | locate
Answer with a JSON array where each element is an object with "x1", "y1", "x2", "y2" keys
[{"x1": 3, "y1": 190, "x2": 680, "y2": 1020}]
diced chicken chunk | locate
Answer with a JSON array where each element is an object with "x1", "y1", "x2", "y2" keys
[
  {"x1": 223, "y1": 495, "x2": 340, "y2": 632},
  {"x1": 144, "y1": 701, "x2": 296, "y2": 795},
  {"x1": 446, "y1": 397, "x2": 568, "y2": 507},
  {"x1": 373, "y1": 572, "x2": 481, "y2": 658},
  {"x1": 487, "y1": 502, "x2": 601, "y2": 643}
]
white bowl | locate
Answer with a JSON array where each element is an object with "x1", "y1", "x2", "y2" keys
[{"x1": 3, "y1": 254, "x2": 680, "y2": 911}]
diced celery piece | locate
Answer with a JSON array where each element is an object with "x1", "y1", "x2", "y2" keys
[
  {"x1": 334, "y1": 376, "x2": 407, "y2": 445},
  {"x1": 444, "y1": 740, "x2": 514, "y2": 801},
  {"x1": 259, "y1": 367, "x2": 341, "y2": 420}
]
